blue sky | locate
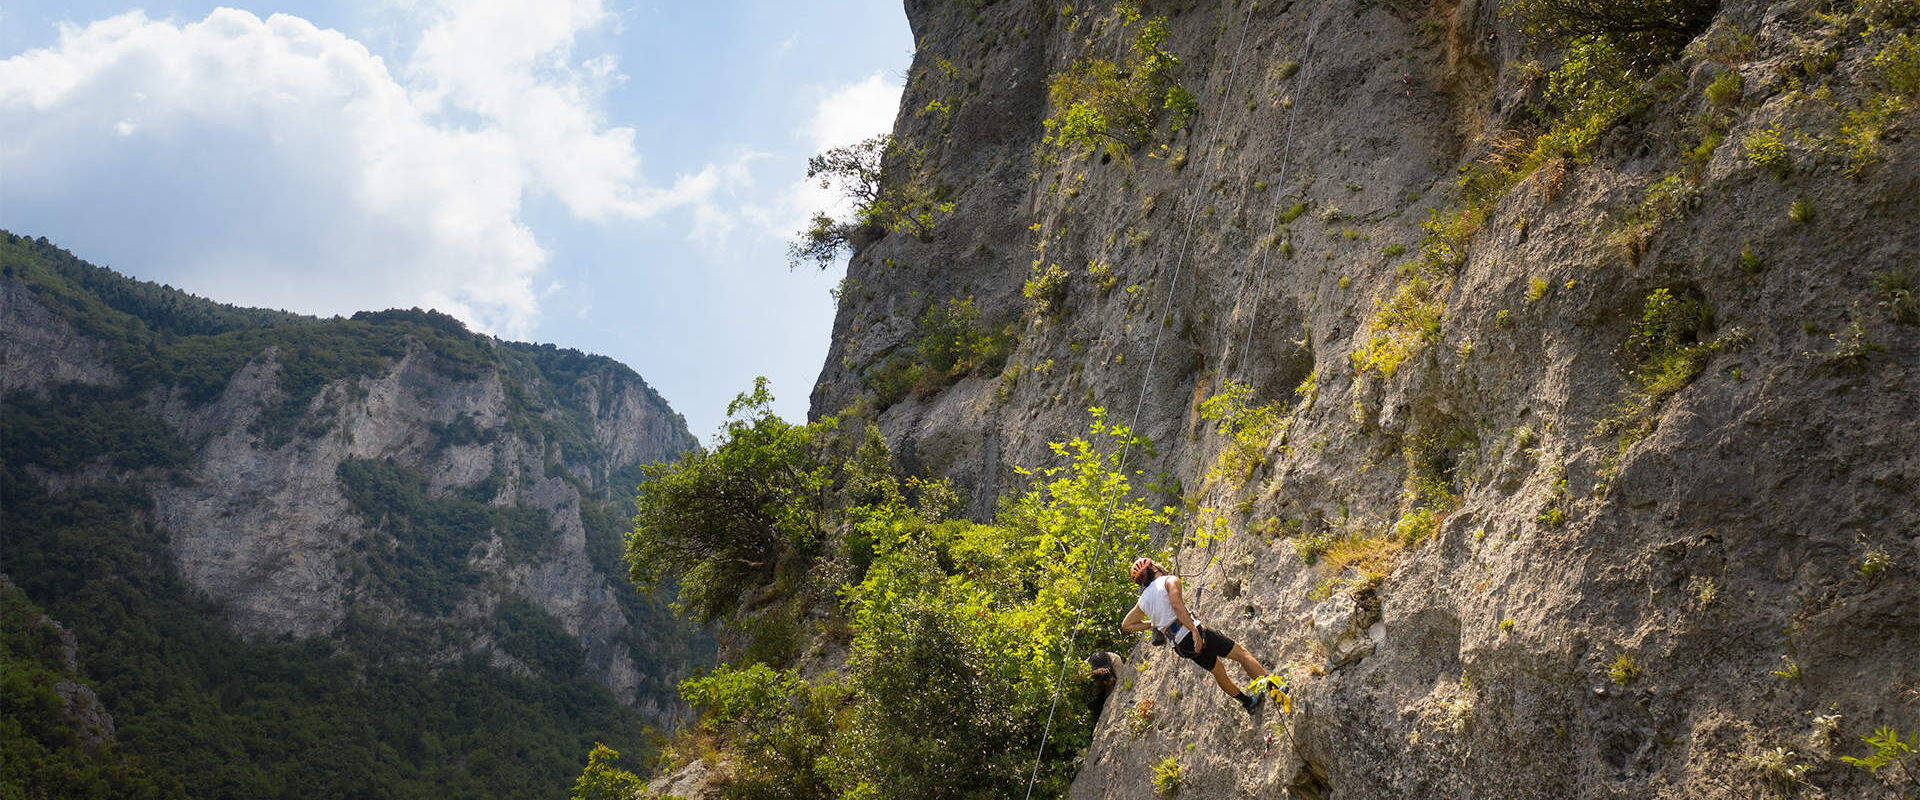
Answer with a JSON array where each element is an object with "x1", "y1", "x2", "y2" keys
[{"x1": 0, "y1": 0, "x2": 912, "y2": 441}]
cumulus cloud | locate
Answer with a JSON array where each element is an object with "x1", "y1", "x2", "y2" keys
[
  {"x1": 808, "y1": 71, "x2": 902, "y2": 152},
  {"x1": 0, "y1": 3, "x2": 723, "y2": 337}
]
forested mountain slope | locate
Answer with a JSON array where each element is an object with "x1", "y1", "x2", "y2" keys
[
  {"x1": 638, "y1": 0, "x2": 1920, "y2": 798},
  {"x1": 0, "y1": 232, "x2": 710, "y2": 799}
]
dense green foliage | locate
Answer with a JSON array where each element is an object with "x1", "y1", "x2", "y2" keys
[
  {"x1": 1, "y1": 232, "x2": 702, "y2": 798},
  {"x1": 1, "y1": 580, "x2": 163, "y2": 800},
  {"x1": 626, "y1": 392, "x2": 1170, "y2": 799},
  {"x1": 336, "y1": 458, "x2": 552, "y2": 614},
  {"x1": 569, "y1": 743, "x2": 648, "y2": 800},
  {"x1": 863, "y1": 298, "x2": 1015, "y2": 408},
  {"x1": 1506, "y1": 0, "x2": 1719, "y2": 69},
  {"x1": 1, "y1": 445, "x2": 653, "y2": 799},
  {"x1": 628, "y1": 379, "x2": 834, "y2": 623},
  {"x1": 1045, "y1": 7, "x2": 1197, "y2": 153}
]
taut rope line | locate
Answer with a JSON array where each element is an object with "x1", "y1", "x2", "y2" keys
[{"x1": 1021, "y1": 2, "x2": 1267, "y2": 797}]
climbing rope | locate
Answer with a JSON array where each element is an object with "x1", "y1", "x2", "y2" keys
[
  {"x1": 1233, "y1": 0, "x2": 1326, "y2": 387},
  {"x1": 1021, "y1": 3, "x2": 1268, "y2": 797},
  {"x1": 1187, "y1": 0, "x2": 1330, "y2": 602}
]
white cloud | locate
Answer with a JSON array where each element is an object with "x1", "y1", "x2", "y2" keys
[
  {"x1": 0, "y1": 4, "x2": 731, "y2": 338},
  {"x1": 808, "y1": 71, "x2": 901, "y2": 152}
]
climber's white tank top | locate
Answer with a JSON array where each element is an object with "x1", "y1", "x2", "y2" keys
[{"x1": 1137, "y1": 575, "x2": 1190, "y2": 643}]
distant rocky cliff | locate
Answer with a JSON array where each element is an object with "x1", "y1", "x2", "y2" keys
[
  {"x1": 1, "y1": 234, "x2": 704, "y2": 720},
  {"x1": 810, "y1": 0, "x2": 1920, "y2": 796}
]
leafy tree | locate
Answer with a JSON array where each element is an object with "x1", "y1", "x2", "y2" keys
[
  {"x1": 788, "y1": 137, "x2": 955, "y2": 270},
  {"x1": 677, "y1": 664, "x2": 842, "y2": 800},
  {"x1": 570, "y1": 743, "x2": 645, "y2": 800},
  {"x1": 627, "y1": 379, "x2": 834, "y2": 622},
  {"x1": 831, "y1": 411, "x2": 1167, "y2": 799}
]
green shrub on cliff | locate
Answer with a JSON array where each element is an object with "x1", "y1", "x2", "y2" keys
[
  {"x1": 1044, "y1": 9, "x2": 1197, "y2": 153},
  {"x1": 1506, "y1": 0, "x2": 1718, "y2": 69},
  {"x1": 627, "y1": 378, "x2": 834, "y2": 623},
  {"x1": 789, "y1": 136, "x2": 956, "y2": 270}
]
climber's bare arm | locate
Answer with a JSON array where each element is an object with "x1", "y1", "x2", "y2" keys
[{"x1": 1121, "y1": 605, "x2": 1151, "y2": 633}]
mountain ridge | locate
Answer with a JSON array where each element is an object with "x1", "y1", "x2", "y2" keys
[{"x1": 1, "y1": 230, "x2": 711, "y2": 798}]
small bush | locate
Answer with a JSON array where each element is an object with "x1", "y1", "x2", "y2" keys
[
  {"x1": 1743, "y1": 125, "x2": 1791, "y2": 175},
  {"x1": 1152, "y1": 756, "x2": 1183, "y2": 795},
  {"x1": 1125, "y1": 698, "x2": 1157, "y2": 737},
  {"x1": 1691, "y1": 577, "x2": 1720, "y2": 605},
  {"x1": 1024, "y1": 262, "x2": 1071, "y2": 317},
  {"x1": 1608, "y1": 653, "x2": 1641, "y2": 685},
  {"x1": 571, "y1": 743, "x2": 646, "y2": 800},
  {"x1": 1294, "y1": 529, "x2": 1341, "y2": 564},
  {"x1": 1352, "y1": 275, "x2": 1443, "y2": 377},
  {"x1": 1790, "y1": 198, "x2": 1814, "y2": 223},
  {"x1": 1045, "y1": 12, "x2": 1197, "y2": 152},
  {"x1": 1746, "y1": 746, "x2": 1812, "y2": 789},
  {"x1": 1506, "y1": 0, "x2": 1719, "y2": 69},
  {"x1": 1828, "y1": 95, "x2": 1904, "y2": 177},
  {"x1": 1839, "y1": 726, "x2": 1918, "y2": 789},
  {"x1": 1860, "y1": 548, "x2": 1893, "y2": 579},
  {"x1": 1874, "y1": 269, "x2": 1918, "y2": 324},
  {"x1": 865, "y1": 353, "x2": 926, "y2": 407},
  {"x1": 1706, "y1": 70, "x2": 1744, "y2": 105},
  {"x1": 1875, "y1": 33, "x2": 1920, "y2": 97},
  {"x1": 1395, "y1": 506, "x2": 1442, "y2": 546},
  {"x1": 1526, "y1": 278, "x2": 1551, "y2": 301},
  {"x1": 1088, "y1": 260, "x2": 1118, "y2": 294},
  {"x1": 679, "y1": 663, "x2": 798, "y2": 729},
  {"x1": 1640, "y1": 172, "x2": 1697, "y2": 221},
  {"x1": 917, "y1": 297, "x2": 1010, "y2": 379},
  {"x1": 1200, "y1": 380, "x2": 1287, "y2": 482},
  {"x1": 1623, "y1": 288, "x2": 1721, "y2": 401}
]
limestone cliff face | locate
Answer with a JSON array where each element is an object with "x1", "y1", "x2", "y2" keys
[
  {"x1": 1, "y1": 251, "x2": 703, "y2": 720},
  {"x1": 817, "y1": 0, "x2": 1920, "y2": 796}
]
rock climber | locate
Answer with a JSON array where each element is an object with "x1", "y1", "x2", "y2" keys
[{"x1": 1121, "y1": 557, "x2": 1280, "y2": 717}]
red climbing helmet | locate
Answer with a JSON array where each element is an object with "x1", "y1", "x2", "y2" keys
[{"x1": 1130, "y1": 557, "x2": 1157, "y2": 586}]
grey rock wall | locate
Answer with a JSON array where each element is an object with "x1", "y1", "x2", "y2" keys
[
  {"x1": 0, "y1": 282, "x2": 119, "y2": 395},
  {"x1": 818, "y1": 0, "x2": 1920, "y2": 796}
]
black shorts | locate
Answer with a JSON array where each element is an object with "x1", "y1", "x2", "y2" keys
[{"x1": 1172, "y1": 625, "x2": 1237, "y2": 671}]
